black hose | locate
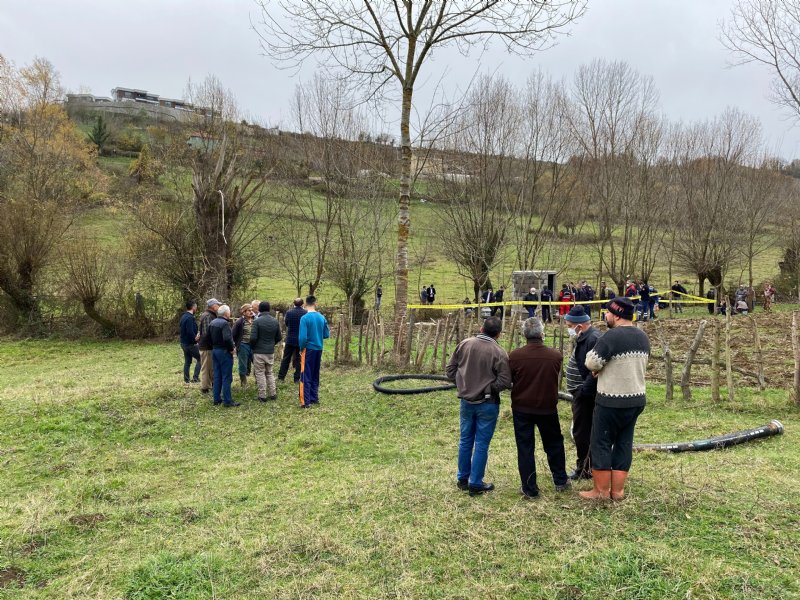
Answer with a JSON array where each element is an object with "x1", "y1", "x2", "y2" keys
[
  {"x1": 372, "y1": 374, "x2": 456, "y2": 395},
  {"x1": 634, "y1": 420, "x2": 784, "y2": 453}
]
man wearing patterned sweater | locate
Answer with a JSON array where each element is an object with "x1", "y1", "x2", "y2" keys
[{"x1": 581, "y1": 297, "x2": 650, "y2": 500}]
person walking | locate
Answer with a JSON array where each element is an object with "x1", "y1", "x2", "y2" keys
[
  {"x1": 671, "y1": 281, "x2": 686, "y2": 313},
  {"x1": 209, "y1": 304, "x2": 239, "y2": 407},
  {"x1": 375, "y1": 285, "x2": 383, "y2": 311},
  {"x1": 446, "y1": 316, "x2": 512, "y2": 496},
  {"x1": 278, "y1": 298, "x2": 307, "y2": 384},
  {"x1": 508, "y1": 317, "x2": 569, "y2": 499},
  {"x1": 581, "y1": 297, "x2": 650, "y2": 500},
  {"x1": 179, "y1": 300, "x2": 201, "y2": 384},
  {"x1": 250, "y1": 300, "x2": 282, "y2": 402},
  {"x1": 563, "y1": 306, "x2": 601, "y2": 480},
  {"x1": 197, "y1": 298, "x2": 221, "y2": 394},
  {"x1": 298, "y1": 295, "x2": 330, "y2": 408},
  {"x1": 232, "y1": 304, "x2": 255, "y2": 387}
]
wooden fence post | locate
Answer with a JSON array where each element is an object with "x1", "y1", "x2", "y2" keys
[
  {"x1": 711, "y1": 319, "x2": 721, "y2": 403},
  {"x1": 792, "y1": 312, "x2": 800, "y2": 405},
  {"x1": 405, "y1": 309, "x2": 416, "y2": 367},
  {"x1": 680, "y1": 319, "x2": 707, "y2": 401},
  {"x1": 749, "y1": 315, "x2": 766, "y2": 391},
  {"x1": 725, "y1": 310, "x2": 735, "y2": 402}
]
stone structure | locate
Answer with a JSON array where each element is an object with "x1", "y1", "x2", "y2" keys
[{"x1": 510, "y1": 270, "x2": 558, "y2": 314}]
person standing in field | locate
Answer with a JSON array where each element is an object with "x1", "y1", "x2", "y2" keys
[
  {"x1": 540, "y1": 285, "x2": 553, "y2": 323},
  {"x1": 232, "y1": 304, "x2": 255, "y2": 387},
  {"x1": 563, "y1": 306, "x2": 601, "y2": 481},
  {"x1": 298, "y1": 295, "x2": 330, "y2": 408},
  {"x1": 508, "y1": 317, "x2": 569, "y2": 499},
  {"x1": 375, "y1": 285, "x2": 383, "y2": 310},
  {"x1": 446, "y1": 316, "x2": 512, "y2": 496},
  {"x1": 581, "y1": 297, "x2": 650, "y2": 500},
  {"x1": 523, "y1": 287, "x2": 539, "y2": 318},
  {"x1": 209, "y1": 304, "x2": 239, "y2": 407},
  {"x1": 278, "y1": 298, "x2": 307, "y2": 384},
  {"x1": 197, "y1": 298, "x2": 221, "y2": 394},
  {"x1": 179, "y1": 300, "x2": 201, "y2": 384},
  {"x1": 250, "y1": 301, "x2": 282, "y2": 402}
]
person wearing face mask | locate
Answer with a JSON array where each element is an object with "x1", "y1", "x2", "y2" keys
[
  {"x1": 581, "y1": 297, "x2": 650, "y2": 500},
  {"x1": 563, "y1": 305, "x2": 601, "y2": 481}
]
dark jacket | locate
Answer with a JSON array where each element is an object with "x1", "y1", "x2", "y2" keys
[
  {"x1": 250, "y1": 313, "x2": 282, "y2": 355},
  {"x1": 541, "y1": 288, "x2": 553, "y2": 302},
  {"x1": 569, "y1": 327, "x2": 601, "y2": 403},
  {"x1": 508, "y1": 340, "x2": 563, "y2": 415},
  {"x1": 446, "y1": 334, "x2": 512, "y2": 403},
  {"x1": 523, "y1": 292, "x2": 538, "y2": 307},
  {"x1": 198, "y1": 309, "x2": 217, "y2": 350},
  {"x1": 231, "y1": 316, "x2": 253, "y2": 350},
  {"x1": 283, "y1": 306, "x2": 307, "y2": 346},
  {"x1": 179, "y1": 312, "x2": 198, "y2": 346},
  {"x1": 209, "y1": 317, "x2": 234, "y2": 352}
]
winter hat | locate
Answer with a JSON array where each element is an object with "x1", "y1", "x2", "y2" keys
[
  {"x1": 206, "y1": 298, "x2": 221, "y2": 307},
  {"x1": 564, "y1": 305, "x2": 591, "y2": 323},
  {"x1": 607, "y1": 297, "x2": 635, "y2": 320}
]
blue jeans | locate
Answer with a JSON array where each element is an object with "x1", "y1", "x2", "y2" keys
[
  {"x1": 526, "y1": 306, "x2": 536, "y2": 318},
  {"x1": 457, "y1": 400, "x2": 500, "y2": 486},
  {"x1": 212, "y1": 348, "x2": 233, "y2": 405},
  {"x1": 237, "y1": 342, "x2": 252, "y2": 376}
]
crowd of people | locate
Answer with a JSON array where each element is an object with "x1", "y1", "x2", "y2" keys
[
  {"x1": 179, "y1": 295, "x2": 329, "y2": 408},
  {"x1": 447, "y1": 297, "x2": 650, "y2": 501}
]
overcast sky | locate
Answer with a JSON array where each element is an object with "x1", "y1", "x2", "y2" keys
[{"x1": 1, "y1": 0, "x2": 797, "y2": 157}]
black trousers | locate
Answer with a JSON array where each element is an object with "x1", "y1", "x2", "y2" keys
[
  {"x1": 182, "y1": 343, "x2": 201, "y2": 382},
  {"x1": 570, "y1": 394, "x2": 595, "y2": 474},
  {"x1": 512, "y1": 410, "x2": 568, "y2": 495},
  {"x1": 590, "y1": 404, "x2": 644, "y2": 471},
  {"x1": 278, "y1": 343, "x2": 302, "y2": 382},
  {"x1": 541, "y1": 306, "x2": 551, "y2": 322}
]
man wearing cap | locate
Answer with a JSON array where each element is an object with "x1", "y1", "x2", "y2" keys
[
  {"x1": 278, "y1": 298, "x2": 307, "y2": 384},
  {"x1": 581, "y1": 297, "x2": 650, "y2": 500},
  {"x1": 209, "y1": 304, "x2": 239, "y2": 407},
  {"x1": 563, "y1": 305, "x2": 601, "y2": 480},
  {"x1": 197, "y1": 298, "x2": 221, "y2": 394},
  {"x1": 508, "y1": 317, "x2": 569, "y2": 499},
  {"x1": 447, "y1": 316, "x2": 512, "y2": 496},
  {"x1": 523, "y1": 287, "x2": 539, "y2": 318}
]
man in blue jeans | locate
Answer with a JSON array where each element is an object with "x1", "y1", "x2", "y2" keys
[
  {"x1": 446, "y1": 316, "x2": 512, "y2": 496},
  {"x1": 209, "y1": 304, "x2": 239, "y2": 407},
  {"x1": 298, "y1": 295, "x2": 330, "y2": 408},
  {"x1": 179, "y1": 300, "x2": 201, "y2": 383}
]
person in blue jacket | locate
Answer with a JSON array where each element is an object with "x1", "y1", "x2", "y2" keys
[
  {"x1": 179, "y1": 300, "x2": 201, "y2": 383},
  {"x1": 298, "y1": 295, "x2": 330, "y2": 408}
]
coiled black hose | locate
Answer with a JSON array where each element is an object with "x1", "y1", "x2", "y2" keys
[
  {"x1": 372, "y1": 374, "x2": 572, "y2": 401},
  {"x1": 633, "y1": 419, "x2": 784, "y2": 452}
]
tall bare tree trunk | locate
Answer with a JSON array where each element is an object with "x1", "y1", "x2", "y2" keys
[
  {"x1": 725, "y1": 310, "x2": 735, "y2": 402},
  {"x1": 792, "y1": 312, "x2": 800, "y2": 405},
  {"x1": 394, "y1": 85, "x2": 413, "y2": 344}
]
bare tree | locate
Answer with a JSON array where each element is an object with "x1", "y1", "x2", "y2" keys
[
  {"x1": 722, "y1": 0, "x2": 800, "y2": 120},
  {"x1": 254, "y1": 0, "x2": 587, "y2": 328},
  {"x1": 564, "y1": 59, "x2": 668, "y2": 292},
  {"x1": 434, "y1": 75, "x2": 519, "y2": 299},
  {"x1": 669, "y1": 108, "x2": 761, "y2": 294}
]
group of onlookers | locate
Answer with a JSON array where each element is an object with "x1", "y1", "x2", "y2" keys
[
  {"x1": 419, "y1": 284, "x2": 437, "y2": 305},
  {"x1": 179, "y1": 295, "x2": 329, "y2": 408},
  {"x1": 447, "y1": 297, "x2": 649, "y2": 501}
]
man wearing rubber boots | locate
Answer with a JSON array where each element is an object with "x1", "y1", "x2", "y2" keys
[
  {"x1": 563, "y1": 305, "x2": 601, "y2": 481},
  {"x1": 446, "y1": 316, "x2": 512, "y2": 496},
  {"x1": 582, "y1": 297, "x2": 650, "y2": 500}
]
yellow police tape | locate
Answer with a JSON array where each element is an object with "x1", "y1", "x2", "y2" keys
[{"x1": 407, "y1": 291, "x2": 713, "y2": 311}]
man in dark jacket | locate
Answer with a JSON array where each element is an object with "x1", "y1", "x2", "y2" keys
[
  {"x1": 523, "y1": 287, "x2": 538, "y2": 318},
  {"x1": 563, "y1": 306, "x2": 601, "y2": 480},
  {"x1": 599, "y1": 281, "x2": 615, "y2": 314},
  {"x1": 179, "y1": 300, "x2": 201, "y2": 383},
  {"x1": 540, "y1": 286, "x2": 553, "y2": 323},
  {"x1": 508, "y1": 317, "x2": 569, "y2": 498},
  {"x1": 491, "y1": 286, "x2": 505, "y2": 317},
  {"x1": 250, "y1": 301, "x2": 283, "y2": 402},
  {"x1": 209, "y1": 304, "x2": 238, "y2": 407},
  {"x1": 671, "y1": 281, "x2": 687, "y2": 313},
  {"x1": 446, "y1": 316, "x2": 512, "y2": 496},
  {"x1": 427, "y1": 284, "x2": 436, "y2": 304},
  {"x1": 278, "y1": 298, "x2": 306, "y2": 384},
  {"x1": 198, "y1": 298, "x2": 220, "y2": 394}
]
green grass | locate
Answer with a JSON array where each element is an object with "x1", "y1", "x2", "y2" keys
[{"x1": 1, "y1": 340, "x2": 798, "y2": 598}]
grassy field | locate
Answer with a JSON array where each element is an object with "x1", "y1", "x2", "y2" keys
[{"x1": 1, "y1": 340, "x2": 798, "y2": 598}]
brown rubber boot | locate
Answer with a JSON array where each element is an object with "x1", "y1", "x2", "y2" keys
[
  {"x1": 239, "y1": 374, "x2": 247, "y2": 387},
  {"x1": 611, "y1": 470, "x2": 629, "y2": 501},
  {"x1": 579, "y1": 469, "x2": 611, "y2": 500}
]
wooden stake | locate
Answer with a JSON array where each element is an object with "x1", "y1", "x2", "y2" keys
[
  {"x1": 725, "y1": 310, "x2": 734, "y2": 402},
  {"x1": 792, "y1": 312, "x2": 800, "y2": 405},
  {"x1": 749, "y1": 315, "x2": 766, "y2": 391},
  {"x1": 680, "y1": 319, "x2": 707, "y2": 401},
  {"x1": 711, "y1": 319, "x2": 721, "y2": 403},
  {"x1": 430, "y1": 319, "x2": 443, "y2": 372}
]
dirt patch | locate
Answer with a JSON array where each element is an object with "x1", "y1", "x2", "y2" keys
[
  {"x1": 0, "y1": 566, "x2": 25, "y2": 589},
  {"x1": 68, "y1": 513, "x2": 107, "y2": 528},
  {"x1": 639, "y1": 312, "x2": 796, "y2": 389}
]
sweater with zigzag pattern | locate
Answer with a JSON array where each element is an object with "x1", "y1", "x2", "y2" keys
[{"x1": 585, "y1": 326, "x2": 650, "y2": 408}]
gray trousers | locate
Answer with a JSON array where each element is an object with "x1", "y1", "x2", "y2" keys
[{"x1": 253, "y1": 353, "x2": 276, "y2": 398}]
